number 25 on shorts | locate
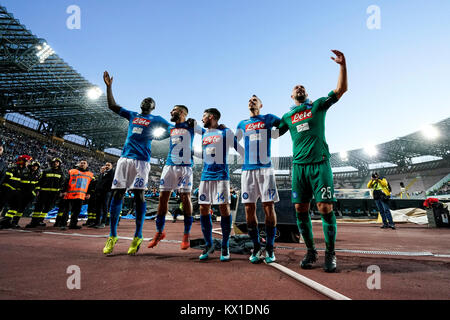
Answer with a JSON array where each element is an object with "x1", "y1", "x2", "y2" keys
[{"x1": 321, "y1": 187, "x2": 333, "y2": 200}]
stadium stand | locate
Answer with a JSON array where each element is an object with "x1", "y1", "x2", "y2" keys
[{"x1": 1, "y1": 119, "x2": 113, "y2": 172}]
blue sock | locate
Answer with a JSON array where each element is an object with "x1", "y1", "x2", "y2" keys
[
  {"x1": 265, "y1": 225, "x2": 276, "y2": 252},
  {"x1": 109, "y1": 198, "x2": 123, "y2": 237},
  {"x1": 248, "y1": 225, "x2": 260, "y2": 250},
  {"x1": 156, "y1": 214, "x2": 166, "y2": 233},
  {"x1": 221, "y1": 215, "x2": 232, "y2": 249},
  {"x1": 184, "y1": 215, "x2": 193, "y2": 235},
  {"x1": 134, "y1": 201, "x2": 146, "y2": 239},
  {"x1": 200, "y1": 214, "x2": 213, "y2": 247}
]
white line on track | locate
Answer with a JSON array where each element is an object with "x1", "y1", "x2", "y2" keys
[
  {"x1": 265, "y1": 261, "x2": 352, "y2": 300},
  {"x1": 12, "y1": 229, "x2": 351, "y2": 300}
]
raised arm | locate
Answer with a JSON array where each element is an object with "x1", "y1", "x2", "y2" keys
[
  {"x1": 103, "y1": 71, "x2": 121, "y2": 114},
  {"x1": 331, "y1": 50, "x2": 348, "y2": 100}
]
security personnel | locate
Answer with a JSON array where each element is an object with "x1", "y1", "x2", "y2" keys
[
  {"x1": 26, "y1": 158, "x2": 65, "y2": 228},
  {"x1": 0, "y1": 155, "x2": 32, "y2": 226},
  {"x1": 0, "y1": 156, "x2": 39, "y2": 229},
  {"x1": 59, "y1": 160, "x2": 94, "y2": 230}
]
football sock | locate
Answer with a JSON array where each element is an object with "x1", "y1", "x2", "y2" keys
[
  {"x1": 220, "y1": 215, "x2": 232, "y2": 249},
  {"x1": 155, "y1": 214, "x2": 166, "y2": 233},
  {"x1": 296, "y1": 212, "x2": 315, "y2": 250},
  {"x1": 200, "y1": 214, "x2": 213, "y2": 247},
  {"x1": 321, "y1": 211, "x2": 337, "y2": 253},
  {"x1": 265, "y1": 225, "x2": 276, "y2": 252},
  {"x1": 134, "y1": 201, "x2": 146, "y2": 239},
  {"x1": 109, "y1": 198, "x2": 123, "y2": 237},
  {"x1": 247, "y1": 225, "x2": 260, "y2": 251},
  {"x1": 184, "y1": 215, "x2": 194, "y2": 235}
]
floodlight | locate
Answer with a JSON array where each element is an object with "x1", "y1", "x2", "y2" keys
[
  {"x1": 339, "y1": 151, "x2": 348, "y2": 161},
  {"x1": 36, "y1": 43, "x2": 55, "y2": 63},
  {"x1": 194, "y1": 145, "x2": 203, "y2": 154},
  {"x1": 364, "y1": 145, "x2": 378, "y2": 157},
  {"x1": 421, "y1": 124, "x2": 439, "y2": 140},
  {"x1": 87, "y1": 87, "x2": 103, "y2": 100},
  {"x1": 153, "y1": 127, "x2": 166, "y2": 138}
]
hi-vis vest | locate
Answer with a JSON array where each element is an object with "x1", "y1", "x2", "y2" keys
[{"x1": 65, "y1": 169, "x2": 94, "y2": 200}]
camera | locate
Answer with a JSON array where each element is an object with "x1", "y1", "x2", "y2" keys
[{"x1": 372, "y1": 173, "x2": 378, "y2": 179}]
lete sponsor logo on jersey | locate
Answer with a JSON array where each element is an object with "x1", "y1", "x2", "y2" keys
[
  {"x1": 291, "y1": 110, "x2": 313, "y2": 124},
  {"x1": 171, "y1": 128, "x2": 189, "y2": 136},
  {"x1": 245, "y1": 121, "x2": 266, "y2": 132},
  {"x1": 132, "y1": 117, "x2": 151, "y2": 126},
  {"x1": 203, "y1": 135, "x2": 221, "y2": 145}
]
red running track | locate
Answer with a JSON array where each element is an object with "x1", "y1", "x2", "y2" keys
[{"x1": 0, "y1": 218, "x2": 449, "y2": 300}]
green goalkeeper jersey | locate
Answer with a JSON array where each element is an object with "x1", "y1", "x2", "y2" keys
[{"x1": 279, "y1": 91, "x2": 339, "y2": 164}]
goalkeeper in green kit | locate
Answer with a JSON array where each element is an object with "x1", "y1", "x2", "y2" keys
[{"x1": 278, "y1": 50, "x2": 347, "y2": 272}]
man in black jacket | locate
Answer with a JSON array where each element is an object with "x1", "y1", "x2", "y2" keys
[
  {"x1": 92, "y1": 162, "x2": 115, "y2": 228},
  {"x1": 26, "y1": 158, "x2": 66, "y2": 228}
]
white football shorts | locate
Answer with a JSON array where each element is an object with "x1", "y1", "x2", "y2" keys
[
  {"x1": 159, "y1": 165, "x2": 193, "y2": 193},
  {"x1": 198, "y1": 180, "x2": 231, "y2": 205},
  {"x1": 111, "y1": 157, "x2": 151, "y2": 190},
  {"x1": 241, "y1": 167, "x2": 279, "y2": 203}
]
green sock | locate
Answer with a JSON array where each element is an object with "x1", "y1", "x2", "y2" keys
[
  {"x1": 321, "y1": 212, "x2": 337, "y2": 253},
  {"x1": 296, "y1": 212, "x2": 315, "y2": 250}
]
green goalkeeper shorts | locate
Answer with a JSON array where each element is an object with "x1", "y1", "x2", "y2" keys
[{"x1": 291, "y1": 160, "x2": 336, "y2": 204}]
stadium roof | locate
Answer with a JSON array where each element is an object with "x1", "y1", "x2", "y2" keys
[
  {"x1": 0, "y1": 6, "x2": 448, "y2": 165},
  {"x1": 0, "y1": 5, "x2": 128, "y2": 149},
  {"x1": 273, "y1": 117, "x2": 450, "y2": 176}
]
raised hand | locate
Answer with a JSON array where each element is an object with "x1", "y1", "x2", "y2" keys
[
  {"x1": 331, "y1": 50, "x2": 346, "y2": 65},
  {"x1": 103, "y1": 71, "x2": 114, "y2": 87},
  {"x1": 187, "y1": 118, "x2": 197, "y2": 128}
]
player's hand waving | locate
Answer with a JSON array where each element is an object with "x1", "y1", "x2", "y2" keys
[
  {"x1": 331, "y1": 50, "x2": 346, "y2": 65},
  {"x1": 103, "y1": 71, "x2": 114, "y2": 87},
  {"x1": 187, "y1": 118, "x2": 197, "y2": 128}
]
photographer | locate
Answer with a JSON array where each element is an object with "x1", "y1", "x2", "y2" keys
[{"x1": 367, "y1": 172, "x2": 396, "y2": 229}]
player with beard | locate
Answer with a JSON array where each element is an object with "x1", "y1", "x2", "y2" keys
[
  {"x1": 236, "y1": 95, "x2": 281, "y2": 264},
  {"x1": 147, "y1": 105, "x2": 196, "y2": 251},
  {"x1": 278, "y1": 50, "x2": 347, "y2": 272},
  {"x1": 102, "y1": 71, "x2": 171, "y2": 255},
  {"x1": 196, "y1": 108, "x2": 244, "y2": 262}
]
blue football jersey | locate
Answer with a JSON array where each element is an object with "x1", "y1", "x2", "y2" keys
[
  {"x1": 236, "y1": 114, "x2": 280, "y2": 171},
  {"x1": 165, "y1": 122, "x2": 195, "y2": 166},
  {"x1": 118, "y1": 107, "x2": 171, "y2": 162},
  {"x1": 200, "y1": 128, "x2": 235, "y2": 181}
]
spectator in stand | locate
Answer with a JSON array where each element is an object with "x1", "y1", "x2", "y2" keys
[{"x1": 0, "y1": 125, "x2": 104, "y2": 173}]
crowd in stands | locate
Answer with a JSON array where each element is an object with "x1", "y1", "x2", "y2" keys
[
  {"x1": 428, "y1": 181, "x2": 450, "y2": 196},
  {"x1": 0, "y1": 125, "x2": 105, "y2": 172}
]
